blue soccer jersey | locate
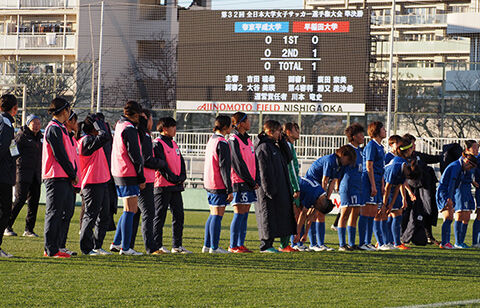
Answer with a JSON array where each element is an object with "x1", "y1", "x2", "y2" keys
[
  {"x1": 299, "y1": 177, "x2": 326, "y2": 209},
  {"x1": 384, "y1": 156, "x2": 408, "y2": 210},
  {"x1": 339, "y1": 145, "x2": 363, "y2": 206},
  {"x1": 385, "y1": 152, "x2": 395, "y2": 165},
  {"x1": 362, "y1": 139, "x2": 385, "y2": 178},
  {"x1": 436, "y1": 158, "x2": 463, "y2": 210},
  {"x1": 454, "y1": 168, "x2": 475, "y2": 212},
  {"x1": 305, "y1": 153, "x2": 343, "y2": 183}
]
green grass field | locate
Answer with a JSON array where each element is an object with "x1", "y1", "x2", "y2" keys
[{"x1": 1, "y1": 206, "x2": 480, "y2": 307}]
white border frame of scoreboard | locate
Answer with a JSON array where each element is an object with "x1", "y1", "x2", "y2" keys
[{"x1": 176, "y1": 101, "x2": 365, "y2": 116}]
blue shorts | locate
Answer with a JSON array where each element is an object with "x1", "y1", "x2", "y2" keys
[
  {"x1": 387, "y1": 188, "x2": 403, "y2": 211},
  {"x1": 362, "y1": 174, "x2": 382, "y2": 205},
  {"x1": 116, "y1": 185, "x2": 140, "y2": 198},
  {"x1": 339, "y1": 192, "x2": 364, "y2": 207},
  {"x1": 232, "y1": 191, "x2": 257, "y2": 205},
  {"x1": 299, "y1": 178, "x2": 326, "y2": 209},
  {"x1": 455, "y1": 190, "x2": 475, "y2": 212},
  {"x1": 207, "y1": 192, "x2": 229, "y2": 207}
]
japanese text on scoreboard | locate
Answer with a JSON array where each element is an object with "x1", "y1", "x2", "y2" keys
[{"x1": 177, "y1": 10, "x2": 370, "y2": 115}]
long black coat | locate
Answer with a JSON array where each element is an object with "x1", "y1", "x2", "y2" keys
[
  {"x1": 15, "y1": 125, "x2": 43, "y2": 184},
  {"x1": 254, "y1": 133, "x2": 296, "y2": 240},
  {"x1": 0, "y1": 113, "x2": 17, "y2": 185}
]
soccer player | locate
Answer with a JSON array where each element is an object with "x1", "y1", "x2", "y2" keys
[
  {"x1": 360, "y1": 122, "x2": 387, "y2": 251},
  {"x1": 305, "y1": 145, "x2": 356, "y2": 251},
  {"x1": 437, "y1": 152, "x2": 477, "y2": 249},
  {"x1": 228, "y1": 112, "x2": 258, "y2": 253},
  {"x1": 385, "y1": 135, "x2": 401, "y2": 165},
  {"x1": 42, "y1": 98, "x2": 77, "y2": 258},
  {"x1": 383, "y1": 138, "x2": 420, "y2": 250},
  {"x1": 338, "y1": 123, "x2": 365, "y2": 251},
  {"x1": 77, "y1": 113, "x2": 112, "y2": 255},
  {"x1": 203, "y1": 115, "x2": 233, "y2": 254},
  {"x1": 110, "y1": 101, "x2": 145, "y2": 256},
  {"x1": 473, "y1": 142, "x2": 480, "y2": 248},
  {"x1": 153, "y1": 116, "x2": 190, "y2": 254}
]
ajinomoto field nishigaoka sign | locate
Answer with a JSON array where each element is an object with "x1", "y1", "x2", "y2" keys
[{"x1": 177, "y1": 10, "x2": 370, "y2": 115}]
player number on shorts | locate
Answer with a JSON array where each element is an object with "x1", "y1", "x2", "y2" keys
[
  {"x1": 351, "y1": 195, "x2": 358, "y2": 205},
  {"x1": 241, "y1": 192, "x2": 248, "y2": 203}
]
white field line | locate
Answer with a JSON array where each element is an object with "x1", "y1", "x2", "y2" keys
[{"x1": 390, "y1": 299, "x2": 480, "y2": 308}]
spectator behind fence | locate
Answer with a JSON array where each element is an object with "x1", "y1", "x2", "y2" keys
[{"x1": 5, "y1": 115, "x2": 42, "y2": 238}]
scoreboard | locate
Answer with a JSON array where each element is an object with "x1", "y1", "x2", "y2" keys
[{"x1": 177, "y1": 9, "x2": 370, "y2": 115}]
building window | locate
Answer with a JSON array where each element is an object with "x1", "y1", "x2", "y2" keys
[
  {"x1": 138, "y1": 0, "x2": 167, "y2": 20},
  {"x1": 137, "y1": 40, "x2": 166, "y2": 60}
]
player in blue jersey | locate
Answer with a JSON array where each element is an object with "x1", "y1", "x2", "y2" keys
[
  {"x1": 359, "y1": 122, "x2": 386, "y2": 251},
  {"x1": 383, "y1": 138, "x2": 420, "y2": 250},
  {"x1": 337, "y1": 123, "x2": 365, "y2": 251},
  {"x1": 472, "y1": 142, "x2": 480, "y2": 248},
  {"x1": 385, "y1": 135, "x2": 401, "y2": 165},
  {"x1": 305, "y1": 145, "x2": 356, "y2": 251},
  {"x1": 436, "y1": 152, "x2": 477, "y2": 249}
]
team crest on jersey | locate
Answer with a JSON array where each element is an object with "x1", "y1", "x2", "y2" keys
[{"x1": 250, "y1": 146, "x2": 254, "y2": 153}]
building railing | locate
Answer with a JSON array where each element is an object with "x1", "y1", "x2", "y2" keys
[
  {"x1": 0, "y1": 0, "x2": 76, "y2": 8},
  {"x1": 0, "y1": 34, "x2": 76, "y2": 49}
]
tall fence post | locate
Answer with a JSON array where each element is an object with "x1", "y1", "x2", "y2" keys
[
  {"x1": 386, "y1": 0, "x2": 396, "y2": 139},
  {"x1": 440, "y1": 63, "x2": 446, "y2": 138},
  {"x1": 96, "y1": 1, "x2": 105, "y2": 113},
  {"x1": 393, "y1": 62, "x2": 399, "y2": 134}
]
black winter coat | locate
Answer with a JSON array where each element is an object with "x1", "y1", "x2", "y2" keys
[
  {"x1": 254, "y1": 133, "x2": 296, "y2": 239},
  {"x1": 0, "y1": 113, "x2": 17, "y2": 185},
  {"x1": 15, "y1": 125, "x2": 43, "y2": 184}
]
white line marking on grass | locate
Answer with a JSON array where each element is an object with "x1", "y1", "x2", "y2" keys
[{"x1": 390, "y1": 299, "x2": 480, "y2": 308}]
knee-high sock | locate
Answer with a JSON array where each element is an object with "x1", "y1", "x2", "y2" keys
[
  {"x1": 473, "y1": 219, "x2": 480, "y2": 245},
  {"x1": 308, "y1": 222, "x2": 317, "y2": 246},
  {"x1": 210, "y1": 215, "x2": 223, "y2": 250},
  {"x1": 203, "y1": 215, "x2": 213, "y2": 248},
  {"x1": 461, "y1": 223, "x2": 468, "y2": 245},
  {"x1": 386, "y1": 216, "x2": 394, "y2": 244},
  {"x1": 358, "y1": 215, "x2": 368, "y2": 246},
  {"x1": 239, "y1": 212, "x2": 248, "y2": 247},
  {"x1": 120, "y1": 211, "x2": 134, "y2": 251},
  {"x1": 338, "y1": 227, "x2": 346, "y2": 247},
  {"x1": 373, "y1": 220, "x2": 384, "y2": 246},
  {"x1": 113, "y1": 214, "x2": 124, "y2": 245},
  {"x1": 347, "y1": 226, "x2": 356, "y2": 247},
  {"x1": 316, "y1": 222, "x2": 325, "y2": 246},
  {"x1": 441, "y1": 219, "x2": 453, "y2": 246},
  {"x1": 381, "y1": 220, "x2": 389, "y2": 246},
  {"x1": 230, "y1": 213, "x2": 241, "y2": 248},
  {"x1": 392, "y1": 215, "x2": 402, "y2": 246},
  {"x1": 291, "y1": 225, "x2": 305, "y2": 246},
  {"x1": 366, "y1": 217, "x2": 374, "y2": 245},
  {"x1": 454, "y1": 220, "x2": 462, "y2": 245}
]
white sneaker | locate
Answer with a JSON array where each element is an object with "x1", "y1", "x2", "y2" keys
[
  {"x1": 85, "y1": 250, "x2": 100, "y2": 256},
  {"x1": 388, "y1": 244, "x2": 399, "y2": 250},
  {"x1": 293, "y1": 244, "x2": 307, "y2": 252},
  {"x1": 358, "y1": 244, "x2": 370, "y2": 251},
  {"x1": 202, "y1": 246, "x2": 210, "y2": 253},
  {"x1": 93, "y1": 248, "x2": 112, "y2": 255},
  {"x1": 472, "y1": 243, "x2": 480, "y2": 249},
  {"x1": 171, "y1": 246, "x2": 193, "y2": 254},
  {"x1": 158, "y1": 246, "x2": 171, "y2": 254},
  {"x1": 366, "y1": 244, "x2": 376, "y2": 250},
  {"x1": 109, "y1": 243, "x2": 122, "y2": 252},
  {"x1": 318, "y1": 244, "x2": 334, "y2": 251},
  {"x1": 0, "y1": 249, "x2": 13, "y2": 258},
  {"x1": 454, "y1": 243, "x2": 464, "y2": 249},
  {"x1": 22, "y1": 231, "x2": 39, "y2": 238},
  {"x1": 330, "y1": 224, "x2": 338, "y2": 231},
  {"x1": 60, "y1": 248, "x2": 77, "y2": 256},
  {"x1": 378, "y1": 244, "x2": 391, "y2": 251},
  {"x1": 309, "y1": 245, "x2": 323, "y2": 252},
  {"x1": 3, "y1": 229, "x2": 17, "y2": 237},
  {"x1": 119, "y1": 248, "x2": 143, "y2": 256},
  {"x1": 209, "y1": 247, "x2": 230, "y2": 254}
]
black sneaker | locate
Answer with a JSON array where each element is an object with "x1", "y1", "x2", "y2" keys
[
  {"x1": 3, "y1": 228, "x2": 17, "y2": 237},
  {"x1": 348, "y1": 245, "x2": 362, "y2": 251},
  {"x1": 338, "y1": 245, "x2": 354, "y2": 252}
]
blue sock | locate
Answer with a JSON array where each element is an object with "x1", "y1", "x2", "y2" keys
[
  {"x1": 387, "y1": 216, "x2": 394, "y2": 244},
  {"x1": 239, "y1": 212, "x2": 248, "y2": 247},
  {"x1": 347, "y1": 226, "x2": 356, "y2": 247},
  {"x1": 461, "y1": 223, "x2": 468, "y2": 245},
  {"x1": 230, "y1": 213, "x2": 241, "y2": 248},
  {"x1": 442, "y1": 219, "x2": 453, "y2": 246},
  {"x1": 366, "y1": 217, "x2": 374, "y2": 245},
  {"x1": 121, "y1": 211, "x2": 134, "y2": 251},
  {"x1": 454, "y1": 220, "x2": 462, "y2": 245},
  {"x1": 381, "y1": 220, "x2": 389, "y2": 246},
  {"x1": 299, "y1": 225, "x2": 305, "y2": 246},
  {"x1": 392, "y1": 215, "x2": 402, "y2": 246},
  {"x1": 473, "y1": 219, "x2": 480, "y2": 245},
  {"x1": 308, "y1": 222, "x2": 317, "y2": 247},
  {"x1": 316, "y1": 222, "x2": 325, "y2": 246},
  {"x1": 210, "y1": 215, "x2": 223, "y2": 250},
  {"x1": 373, "y1": 220, "x2": 384, "y2": 246},
  {"x1": 113, "y1": 214, "x2": 124, "y2": 245},
  {"x1": 338, "y1": 227, "x2": 346, "y2": 247},
  {"x1": 358, "y1": 216, "x2": 367, "y2": 246},
  {"x1": 203, "y1": 215, "x2": 212, "y2": 248}
]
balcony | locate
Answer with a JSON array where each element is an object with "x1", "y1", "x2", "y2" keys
[
  {"x1": 0, "y1": 0, "x2": 77, "y2": 8},
  {"x1": 372, "y1": 14, "x2": 447, "y2": 27},
  {"x1": 0, "y1": 34, "x2": 76, "y2": 50},
  {"x1": 375, "y1": 39, "x2": 470, "y2": 55}
]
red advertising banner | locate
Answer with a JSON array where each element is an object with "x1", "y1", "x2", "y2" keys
[{"x1": 293, "y1": 21, "x2": 350, "y2": 33}]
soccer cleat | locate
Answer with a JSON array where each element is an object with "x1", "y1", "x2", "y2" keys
[
  {"x1": 171, "y1": 246, "x2": 193, "y2": 254},
  {"x1": 209, "y1": 247, "x2": 230, "y2": 254},
  {"x1": 318, "y1": 245, "x2": 334, "y2": 251},
  {"x1": 201, "y1": 246, "x2": 210, "y2": 253},
  {"x1": 60, "y1": 248, "x2": 77, "y2": 256},
  {"x1": 338, "y1": 246, "x2": 354, "y2": 252},
  {"x1": 309, "y1": 245, "x2": 323, "y2": 252},
  {"x1": 378, "y1": 244, "x2": 391, "y2": 251},
  {"x1": 3, "y1": 229, "x2": 17, "y2": 237},
  {"x1": 460, "y1": 243, "x2": 471, "y2": 249},
  {"x1": 366, "y1": 244, "x2": 377, "y2": 250},
  {"x1": 260, "y1": 247, "x2": 280, "y2": 253},
  {"x1": 44, "y1": 251, "x2": 70, "y2": 258},
  {"x1": 85, "y1": 250, "x2": 100, "y2": 256},
  {"x1": 395, "y1": 244, "x2": 411, "y2": 250},
  {"x1": 92, "y1": 248, "x2": 112, "y2": 255},
  {"x1": 293, "y1": 243, "x2": 307, "y2": 252},
  {"x1": 22, "y1": 231, "x2": 39, "y2": 238},
  {"x1": 472, "y1": 243, "x2": 480, "y2": 249},
  {"x1": 445, "y1": 243, "x2": 455, "y2": 249},
  {"x1": 347, "y1": 245, "x2": 361, "y2": 251},
  {"x1": 330, "y1": 224, "x2": 338, "y2": 232},
  {"x1": 158, "y1": 246, "x2": 171, "y2": 254},
  {"x1": 358, "y1": 244, "x2": 371, "y2": 251},
  {"x1": 119, "y1": 248, "x2": 143, "y2": 256},
  {"x1": 228, "y1": 246, "x2": 242, "y2": 253},
  {"x1": 110, "y1": 243, "x2": 122, "y2": 252},
  {"x1": 278, "y1": 245, "x2": 296, "y2": 252},
  {"x1": 238, "y1": 245, "x2": 253, "y2": 253},
  {"x1": 387, "y1": 243, "x2": 397, "y2": 249},
  {"x1": 151, "y1": 250, "x2": 165, "y2": 255},
  {"x1": 0, "y1": 249, "x2": 13, "y2": 258}
]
